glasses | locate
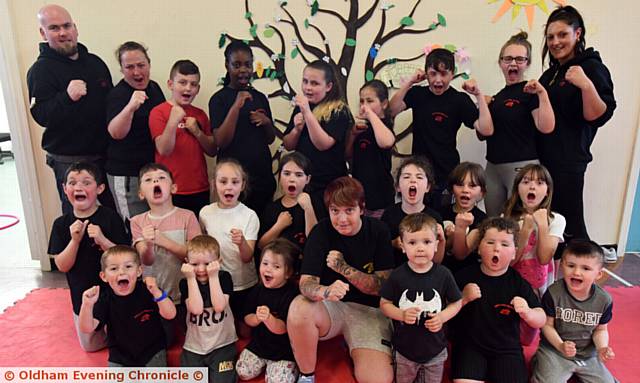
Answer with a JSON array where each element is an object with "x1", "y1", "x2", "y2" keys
[{"x1": 500, "y1": 56, "x2": 529, "y2": 64}]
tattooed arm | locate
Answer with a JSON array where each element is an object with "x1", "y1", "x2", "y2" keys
[
  {"x1": 326, "y1": 251, "x2": 391, "y2": 296},
  {"x1": 299, "y1": 274, "x2": 349, "y2": 302}
]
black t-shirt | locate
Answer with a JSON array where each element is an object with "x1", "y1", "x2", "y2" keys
[
  {"x1": 209, "y1": 86, "x2": 276, "y2": 194},
  {"x1": 243, "y1": 282, "x2": 299, "y2": 361},
  {"x1": 380, "y1": 263, "x2": 461, "y2": 363},
  {"x1": 48, "y1": 206, "x2": 130, "y2": 314},
  {"x1": 537, "y1": 48, "x2": 616, "y2": 171},
  {"x1": 452, "y1": 264, "x2": 541, "y2": 354},
  {"x1": 381, "y1": 203, "x2": 443, "y2": 267},
  {"x1": 93, "y1": 281, "x2": 166, "y2": 366},
  {"x1": 301, "y1": 217, "x2": 394, "y2": 307},
  {"x1": 351, "y1": 121, "x2": 395, "y2": 210},
  {"x1": 440, "y1": 204, "x2": 486, "y2": 274},
  {"x1": 105, "y1": 79, "x2": 165, "y2": 176},
  {"x1": 404, "y1": 86, "x2": 478, "y2": 183},
  {"x1": 259, "y1": 198, "x2": 307, "y2": 272},
  {"x1": 284, "y1": 105, "x2": 352, "y2": 192},
  {"x1": 485, "y1": 82, "x2": 539, "y2": 164}
]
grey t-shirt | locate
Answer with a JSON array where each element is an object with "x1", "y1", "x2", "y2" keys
[{"x1": 541, "y1": 280, "x2": 613, "y2": 359}]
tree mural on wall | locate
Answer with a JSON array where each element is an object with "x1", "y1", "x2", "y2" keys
[{"x1": 219, "y1": 0, "x2": 467, "y2": 156}]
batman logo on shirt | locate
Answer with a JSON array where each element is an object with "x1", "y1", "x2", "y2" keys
[{"x1": 503, "y1": 99, "x2": 520, "y2": 108}]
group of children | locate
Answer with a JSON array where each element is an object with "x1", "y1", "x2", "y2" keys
[{"x1": 46, "y1": 23, "x2": 617, "y2": 383}]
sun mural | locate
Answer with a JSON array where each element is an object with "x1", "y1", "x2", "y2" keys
[{"x1": 489, "y1": 0, "x2": 567, "y2": 30}]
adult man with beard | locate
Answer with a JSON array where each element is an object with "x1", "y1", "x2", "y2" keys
[{"x1": 27, "y1": 4, "x2": 115, "y2": 214}]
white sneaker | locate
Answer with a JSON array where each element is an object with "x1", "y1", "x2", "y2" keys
[
  {"x1": 297, "y1": 375, "x2": 315, "y2": 383},
  {"x1": 602, "y1": 247, "x2": 618, "y2": 263}
]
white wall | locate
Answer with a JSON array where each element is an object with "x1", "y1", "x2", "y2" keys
[{"x1": 6, "y1": 0, "x2": 640, "y2": 245}]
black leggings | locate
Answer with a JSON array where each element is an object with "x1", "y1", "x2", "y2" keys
[{"x1": 547, "y1": 167, "x2": 589, "y2": 258}]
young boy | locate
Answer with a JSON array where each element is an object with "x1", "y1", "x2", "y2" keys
[
  {"x1": 451, "y1": 217, "x2": 545, "y2": 383},
  {"x1": 287, "y1": 177, "x2": 395, "y2": 383},
  {"x1": 389, "y1": 48, "x2": 493, "y2": 209},
  {"x1": 532, "y1": 240, "x2": 616, "y2": 383},
  {"x1": 380, "y1": 213, "x2": 462, "y2": 383},
  {"x1": 48, "y1": 161, "x2": 129, "y2": 352},
  {"x1": 180, "y1": 235, "x2": 237, "y2": 383},
  {"x1": 79, "y1": 245, "x2": 176, "y2": 366},
  {"x1": 130, "y1": 163, "x2": 201, "y2": 314},
  {"x1": 148, "y1": 59, "x2": 217, "y2": 217}
]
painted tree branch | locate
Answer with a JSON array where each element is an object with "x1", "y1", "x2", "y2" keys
[
  {"x1": 356, "y1": 0, "x2": 381, "y2": 28},
  {"x1": 307, "y1": 22, "x2": 331, "y2": 57},
  {"x1": 317, "y1": 7, "x2": 347, "y2": 26},
  {"x1": 280, "y1": 5, "x2": 326, "y2": 61}
]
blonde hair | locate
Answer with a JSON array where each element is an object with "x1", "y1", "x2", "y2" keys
[
  {"x1": 187, "y1": 235, "x2": 220, "y2": 260},
  {"x1": 212, "y1": 158, "x2": 249, "y2": 201}
]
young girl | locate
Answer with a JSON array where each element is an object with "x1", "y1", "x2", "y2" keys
[
  {"x1": 236, "y1": 238, "x2": 300, "y2": 383},
  {"x1": 381, "y1": 156, "x2": 445, "y2": 267},
  {"x1": 484, "y1": 31, "x2": 555, "y2": 217},
  {"x1": 504, "y1": 164, "x2": 566, "y2": 345},
  {"x1": 282, "y1": 59, "x2": 353, "y2": 219},
  {"x1": 258, "y1": 152, "x2": 317, "y2": 272},
  {"x1": 199, "y1": 158, "x2": 260, "y2": 321},
  {"x1": 209, "y1": 41, "x2": 276, "y2": 216},
  {"x1": 442, "y1": 162, "x2": 488, "y2": 274},
  {"x1": 345, "y1": 80, "x2": 396, "y2": 218}
]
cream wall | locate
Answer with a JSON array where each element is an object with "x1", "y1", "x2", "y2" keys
[{"x1": 7, "y1": 0, "x2": 639, "y2": 246}]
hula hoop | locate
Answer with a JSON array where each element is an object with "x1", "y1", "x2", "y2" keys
[{"x1": 0, "y1": 214, "x2": 20, "y2": 230}]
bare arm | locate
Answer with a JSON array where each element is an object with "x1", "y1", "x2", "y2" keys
[
  {"x1": 208, "y1": 267, "x2": 228, "y2": 314},
  {"x1": 299, "y1": 275, "x2": 329, "y2": 301},
  {"x1": 184, "y1": 276, "x2": 204, "y2": 315},
  {"x1": 302, "y1": 108, "x2": 336, "y2": 151},
  {"x1": 54, "y1": 239, "x2": 81, "y2": 272},
  {"x1": 327, "y1": 251, "x2": 390, "y2": 296},
  {"x1": 78, "y1": 287, "x2": 100, "y2": 333},
  {"x1": 541, "y1": 315, "x2": 564, "y2": 350},
  {"x1": 473, "y1": 92, "x2": 494, "y2": 136},
  {"x1": 108, "y1": 91, "x2": 147, "y2": 139},
  {"x1": 368, "y1": 110, "x2": 395, "y2": 149},
  {"x1": 380, "y1": 297, "x2": 406, "y2": 322},
  {"x1": 283, "y1": 111, "x2": 304, "y2": 150},
  {"x1": 389, "y1": 70, "x2": 425, "y2": 117},
  {"x1": 528, "y1": 81, "x2": 555, "y2": 134}
]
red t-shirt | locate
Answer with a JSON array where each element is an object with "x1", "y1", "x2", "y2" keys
[{"x1": 149, "y1": 102, "x2": 211, "y2": 194}]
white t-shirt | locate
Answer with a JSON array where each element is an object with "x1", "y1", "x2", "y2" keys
[{"x1": 199, "y1": 202, "x2": 259, "y2": 291}]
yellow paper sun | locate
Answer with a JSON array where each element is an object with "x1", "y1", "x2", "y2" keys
[{"x1": 489, "y1": 0, "x2": 566, "y2": 30}]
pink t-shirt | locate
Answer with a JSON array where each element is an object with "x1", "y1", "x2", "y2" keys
[
  {"x1": 149, "y1": 102, "x2": 211, "y2": 195},
  {"x1": 131, "y1": 207, "x2": 201, "y2": 303}
]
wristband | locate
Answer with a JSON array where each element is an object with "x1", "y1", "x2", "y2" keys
[{"x1": 153, "y1": 290, "x2": 168, "y2": 302}]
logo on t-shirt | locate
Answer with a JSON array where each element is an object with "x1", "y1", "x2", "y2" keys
[
  {"x1": 432, "y1": 112, "x2": 448, "y2": 123},
  {"x1": 134, "y1": 309, "x2": 154, "y2": 323},
  {"x1": 495, "y1": 303, "x2": 514, "y2": 316},
  {"x1": 189, "y1": 309, "x2": 227, "y2": 326},
  {"x1": 399, "y1": 289, "x2": 442, "y2": 324},
  {"x1": 503, "y1": 98, "x2": 521, "y2": 108},
  {"x1": 358, "y1": 138, "x2": 371, "y2": 151}
]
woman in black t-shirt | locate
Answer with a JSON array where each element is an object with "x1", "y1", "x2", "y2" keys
[{"x1": 484, "y1": 32, "x2": 555, "y2": 217}]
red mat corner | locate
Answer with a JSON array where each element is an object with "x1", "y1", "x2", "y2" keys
[{"x1": 0, "y1": 287, "x2": 637, "y2": 382}]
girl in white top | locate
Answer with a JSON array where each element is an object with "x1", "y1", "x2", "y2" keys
[
  {"x1": 199, "y1": 158, "x2": 260, "y2": 321},
  {"x1": 503, "y1": 163, "x2": 565, "y2": 345}
]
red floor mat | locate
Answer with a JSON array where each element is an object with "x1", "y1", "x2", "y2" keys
[{"x1": 0, "y1": 287, "x2": 636, "y2": 382}]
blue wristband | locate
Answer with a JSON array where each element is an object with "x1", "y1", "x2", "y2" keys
[{"x1": 153, "y1": 290, "x2": 168, "y2": 302}]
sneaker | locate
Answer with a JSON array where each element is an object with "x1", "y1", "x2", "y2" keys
[
  {"x1": 297, "y1": 375, "x2": 315, "y2": 383},
  {"x1": 602, "y1": 247, "x2": 618, "y2": 263}
]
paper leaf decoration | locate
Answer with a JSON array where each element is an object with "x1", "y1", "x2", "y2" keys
[
  {"x1": 387, "y1": 58, "x2": 397, "y2": 64},
  {"x1": 283, "y1": 82, "x2": 290, "y2": 94},
  {"x1": 263, "y1": 28, "x2": 275, "y2": 38},
  {"x1": 270, "y1": 70, "x2": 278, "y2": 80},
  {"x1": 400, "y1": 16, "x2": 415, "y2": 27},
  {"x1": 461, "y1": 73, "x2": 470, "y2": 80},
  {"x1": 369, "y1": 47, "x2": 378, "y2": 59},
  {"x1": 444, "y1": 44, "x2": 457, "y2": 52},
  {"x1": 365, "y1": 70, "x2": 374, "y2": 82},
  {"x1": 437, "y1": 13, "x2": 447, "y2": 27},
  {"x1": 341, "y1": 67, "x2": 348, "y2": 76},
  {"x1": 304, "y1": 18, "x2": 310, "y2": 29},
  {"x1": 291, "y1": 47, "x2": 300, "y2": 59},
  {"x1": 245, "y1": 12, "x2": 253, "y2": 19},
  {"x1": 218, "y1": 34, "x2": 226, "y2": 48},
  {"x1": 249, "y1": 24, "x2": 258, "y2": 38},
  {"x1": 345, "y1": 38, "x2": 357, "y2": 47},
  {"x1": 311, "y1": 0, "x2": 319, "y2": 16},
  {"x1": 256, "y1": 62, "x2": 264, "y2": 78}
]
